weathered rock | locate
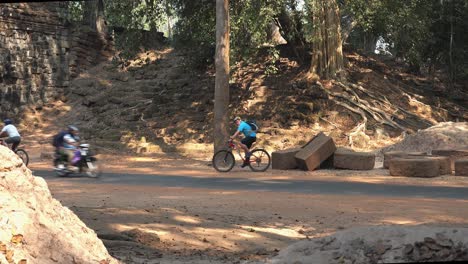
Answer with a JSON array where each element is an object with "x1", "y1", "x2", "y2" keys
[
  {"x1": 389, "y1": 157, "x2": 440, "y2": 178},
  {"x1": 334, "y1": 149, "x2": 375, "y2": 170},
  {"x1": 295, "y1": 132, "x2": 336, "y2": 171},
  {"x1": 383, "y1": 151, "x2": 427, "y2": 169},
  {"x1": 319, "y1": 155, "x2": 334, "y2": 169},
  {"x1": 455, "y1": 159, "x2": 468, "y2": 176},
  {"x1": 262, "y1": 226, "x2": 468, "y2": 264},
  {"x1": 402, "y1": 155, "x2": 452, "y2": 175},
  {"x1": 431, "y1": 149, "x2": 468, "y2": 171},
  {"x1": 272, "y1": 148, "x2": 301, "y2": 170},
  {"x1": 319, "y1": 148, "x2": 354, "y2": 169},
  {"x1": 0, "y1": 3, "x2": 113, "y2": 114},
  {"x1": 0, "y1": 146, "x2": 119, "y2": 264},
  {"x1": 429, "y1": 156, "x2": 452, "y2": 175}
]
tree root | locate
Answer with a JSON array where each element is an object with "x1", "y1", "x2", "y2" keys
[{"x1": 316, "y1": 80, "x2": 432, "y2": 133}]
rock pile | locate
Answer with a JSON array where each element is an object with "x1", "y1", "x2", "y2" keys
[
  {"x1": 380, "y1": 122, "x2": 468, "y2": 156},
  {"x1": 0, "y1": 146, "x2": 119, "y2": 264},
  {"x1": 256, "y1": 226, "x2": 468, "y2": 264},
  {"x1": 383, "y1": 149, "x2": 468, "y2": 177}
]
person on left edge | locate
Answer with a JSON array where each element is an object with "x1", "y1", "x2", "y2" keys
[{"x1": 0, "y1": 118, "x2": 22, "y2": 151}]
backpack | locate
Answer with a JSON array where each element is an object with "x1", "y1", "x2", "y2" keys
[
  {"x1": 52, "y1": 131, "x2": 67, "y2": 148},
  {"x1": 246, "y1": 120, "x2": 258, "y2": 132}
]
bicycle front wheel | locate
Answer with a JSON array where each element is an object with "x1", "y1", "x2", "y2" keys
[
  {"x1": 15, "y1": 149, "x2": 29, "y2": 166},
  {"x1": 212, "y1": 150, "x2": 235, "y2": 172},
  {"x1": 249, "y1": 149, "x2": 271, "y2": 172}
]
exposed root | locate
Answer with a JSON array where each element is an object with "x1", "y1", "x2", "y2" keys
[
  {"x1": 316, "y1": 80, "x2": 434, "y2": 135},
  {"x1": 348, "y1": 121, "x2": 370, "y2": 148}
]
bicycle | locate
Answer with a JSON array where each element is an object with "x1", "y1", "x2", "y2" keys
[
  {"x1": 212, "y1": 139, "x2": 271, "y2": 172},
  {"x1": 0, "y1": 138, "x2": 29, "y2": 166}
]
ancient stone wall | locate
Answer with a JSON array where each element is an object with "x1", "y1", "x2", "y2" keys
[{"x1": 0, "y1": 3, "x2": 113, "y2": 117}]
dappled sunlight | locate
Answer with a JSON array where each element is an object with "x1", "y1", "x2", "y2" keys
[
  {"x1": 381, "y1": 218, "x2": 419, "y2": 225},
  {"x1": 41, "y1": 174, "x2": 468, "y2": 262},
  {"x1": 173, "y1": 215, "x2": 202, "y2": 224},
  {"x1": 238, "y1": 232, "x2": 256, "y2": 239},
  {"x1": 128, "y1": 157, "x2": 160, "y2": 162},
  {"x1": 240, "y1": 225, "x2": 307, "y2": 239}
]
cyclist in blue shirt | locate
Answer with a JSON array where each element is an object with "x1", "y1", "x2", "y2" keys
[{"x1": 230, "y1": 116, "x2": 256, "y2": 167}]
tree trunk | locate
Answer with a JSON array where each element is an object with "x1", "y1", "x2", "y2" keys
[
  {"x1": 83, "y1": 0, "x2": 106, "y2": 34},
  {"x1": 166, "y1": 0, "x2": 172, "y2": 39},
  {"x1": 214, "y1": 0, "x2": 230, "y2": 152},
  {"x1": 83, "y1": 0, "x2": 96, "y2": 29},
  {"x1": 448, "y1": 0, "x2": 454, "y2": 89},
  {"x1": 96, "y1": 0, "x2": 106, "y2": 34},
  {"x1": 309, "y1": 0, "x2": 344, "y2": 80}
]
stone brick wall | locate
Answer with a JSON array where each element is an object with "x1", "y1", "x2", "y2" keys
[{"x1": 0, "y1": 3, "x2": 113, "y2": 117}]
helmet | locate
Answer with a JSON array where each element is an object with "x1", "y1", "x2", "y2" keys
[
  {"x1": 4, "y1": 119, "x2": 12, "y2": 125},
  {"x1": 233, "y1": 116, "x2": 241, "y2": 122},
  {"x1": 67, "y1": 125, "x2": 79, "y2": 132}
]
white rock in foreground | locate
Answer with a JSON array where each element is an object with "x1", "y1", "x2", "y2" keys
[
  {"x1": 0, "y1": 146, "x2": 119, "y2": 264},
  {"x1": 256, "y1": 226, "x2": 468, "y2": 264}
]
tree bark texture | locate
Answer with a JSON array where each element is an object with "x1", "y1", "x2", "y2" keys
[
  {"x1": 96, "y1": 0, "x2": 106, "y2": 34},
  {"x1": 309, "y1": 0, "x2": 344, "y2": 79},
  {"x1": 83, "y1": 0, "x2": 97, "y2": 29},
  {"x1": 214, "y1": 0, "x2": 230, "y2": 152},
  {"x1": 83, "y1": 0, "x2": 106, "y2": 34}
]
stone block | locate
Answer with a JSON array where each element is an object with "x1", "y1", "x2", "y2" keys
[
  {"x1": 383, "y1": 151, "x2": 427, "y2": 169},
  {"x1": 454, "y1": 159, "x2": 468, "y2": 176},
  {"x1": 431, "y1": 149, "x2": 468, "y2": 171},
  {"x1": 319, "y1": 147, "x2": 355, "y2": 169},
  {"x1": 272, "y1": 148, "x2": 301, "y2": 170},
  {"x1": 319, "y1": 155, "x2": 334, "y2": 169},
  {"x1": 295, "y1": 132, "x2": 336, "y2": 171},
  {"x1": 404, "y1": 155, "x2": 452, "y2": 175},
  {"x1": 429, "y1": 156, "x2": 452, "y2": 175},
  {"x1": 334, "y1": 150, "x2": 375, "y2": 170},
  {"x1": 389, "y1": 158, "x2": 440, "y2": 178}
]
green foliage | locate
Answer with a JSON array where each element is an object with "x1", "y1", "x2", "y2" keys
[
  {"x1": 344, "y1": 0, "x2": 468, "y2": 79},
  {"x1": 105, "y1": 0, "x2": 165, "y2": 31},
  {"x1": 62, "y1": 0, "x2": 467, "y2": 82},
  {"x1": 66, "y1": 1, "x2": 84, "y2": 23},
  {"x1": 265, "y1": 47, "x2": 280, "y2": 75},
  {"x1": 172, "y1": 0, "x2": 283, "y2": 67},
  {"x1": 230, "y1": 0, "x2": 282, "y2": 60}
]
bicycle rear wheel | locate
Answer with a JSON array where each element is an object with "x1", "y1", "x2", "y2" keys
[
  {"x1": 15, "y1": 149, "x2": 29, "y2": 166},
  {"x1": 248, "y1": 149, "x2": 271, "y2": 172},
  {"x1": 212, "y1": 150, "x2": 235, "y2": 172}
]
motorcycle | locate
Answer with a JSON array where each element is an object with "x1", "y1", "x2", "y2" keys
[{"x1": 54, "y1": 144, "x2": 101, "y2": 178}]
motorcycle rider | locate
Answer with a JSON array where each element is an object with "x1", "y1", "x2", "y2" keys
[{"x1": 55, "y1": 125, "x2": 80, "y2": 169}]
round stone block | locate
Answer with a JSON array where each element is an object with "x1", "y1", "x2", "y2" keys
[
  {"x1": 383, "y1": 151, "x2": 427, "y2": 169},
  {"x1": 389, "y1": 157, "x2": 440, "y2": 178},
  {"x1": 455, "y1": 159, "x2": 468, "y2": 176}
]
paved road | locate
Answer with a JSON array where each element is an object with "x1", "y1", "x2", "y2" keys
[{"x1": 32, "y1": 169, "x2": 468, "y2": 200}]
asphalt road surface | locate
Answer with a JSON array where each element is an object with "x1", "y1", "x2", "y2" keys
[{"x1": 32, "y1": 170, "x2": 468, "y2": 200}]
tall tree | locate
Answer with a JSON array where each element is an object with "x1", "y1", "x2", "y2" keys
[
  {"x1": 309, "y1": 0, "x2": 344, "y2": 79},
  {"x1": 96, "y1": 0, "x2": 106, "y2": 34},
  {"x1": 214, "y1": 0, "x2": 230, "y2": 152},
  {"x1": 83, "y1": 0, "x2": 106, "y2": 34}
]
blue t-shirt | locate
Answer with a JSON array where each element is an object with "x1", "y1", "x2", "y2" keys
[{"x1": 238, "y1": 121, "x2": 256, "y2": 137}]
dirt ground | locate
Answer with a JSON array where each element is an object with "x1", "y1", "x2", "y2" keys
[{"x1": 28, "y1": 152, "x2": 468, "y2": 264}]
